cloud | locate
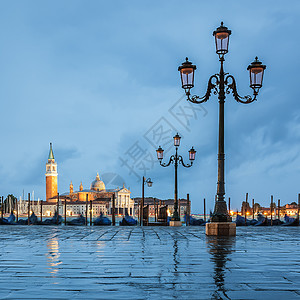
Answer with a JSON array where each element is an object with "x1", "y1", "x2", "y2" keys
[{"x1": 0, "y1": 0, "x2": 299, "y2": 212}]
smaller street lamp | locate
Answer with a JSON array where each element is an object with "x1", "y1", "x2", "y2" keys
[
  {"x1": 156, "y1": 133, "x2": 196, "y2": 225},
  {"x1": 140, "y1": 177, "x2": 153, "y2": 226}
]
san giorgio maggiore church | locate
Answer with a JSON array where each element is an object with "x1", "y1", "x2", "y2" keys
[{"x1": 37, "y1": 143, "x2": 135, "y2": 217}]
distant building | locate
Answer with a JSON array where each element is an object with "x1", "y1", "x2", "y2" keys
[
  {"x1": 284, "y1": 203, "x2": 299, "y2": 216},
  {"x1": 238, "y1": 202, "x2": 299, "y2": 217},
  {"x1": 42, "y1": 143, "x2": 134, "y2": 216},
  {"x1": 132, "y1": 197, "x2": 188, "y2": 217}
]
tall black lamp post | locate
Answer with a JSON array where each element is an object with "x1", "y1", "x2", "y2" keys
[
  {"x1": 156, "y1": 133, "x2": 196, "y2": 225},
  {"x1": 140, "y1": 177, "x2": 153, "y2": 226},
  {"x1": 178, "y1": 22, "x2": 266, "y2": 226}
]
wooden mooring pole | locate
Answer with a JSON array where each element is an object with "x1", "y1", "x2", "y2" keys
[
  {"x1": 90, "y1": 199, "x2": 92, "y2": 226},
  {"x1": 27, "y1": 193, "x2": 30, "y2": 225},
  {"x1": 64, "y1": 199, "x2": 67, "y2": 226},
  {"x1": 245, "y1": 193, "x2": 248, "y2": 226},
  {"x1": 56, "y1": 193, "x2": 60, "y2": 225},
  {"x1": 85, "y1": 194, "x2": 88, "y2": 226},
  {"x1": 1, "y1": 196, "x2": 3, "y2": 219},
  {"x1": 203, "y1": 198, "x2": 206, "y2": 223},
  {"x1": 270, "y1": 195, "x2": 273, "y2": 226},
  {"x1": 40, "y1": 200, "x2": 43, "y2": 222},
  {"x1": 186, "y1": 194, "x2": 190, "y2": 226},
  {"x1": 16, "y1": 198, "x2": 18, "y2": 222},
  {"x1": 154, "y1": 198, "x2": 157, "y2": 223},
  {"x1": 112, "y1": 193, "x2": 116, "y2": 226},
  {"x1": 277, "y1": 199, "x2": 280, "y2": 220},
  {"x1": 40, "y1": 200, "x2": 43, "y2": 223},
  {"x1": 252, "y1": 199, "x2": 255, "y2": 220},
  {"x1": 297, "y1": 194, "x2": 300, "y2": 225}
]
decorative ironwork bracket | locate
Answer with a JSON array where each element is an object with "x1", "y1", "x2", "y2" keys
[
  {"x1": 159, "y1": 155, "x2": 175, "y2": 167},
  {"x1": 186, "y1": 75, "x2": 219, "y2": 104},
  {"x1": 185, "y1": 73, "x2": 258, "y2": 104},
  {"x1": 159, "y1": 155, "x2": 193, "y2": 168},
  {"x1": 225, "y1": 75, "x2": 257, "y2": 104},
  {"x1": 178, "y1": 156, "x2": 193, "y2": 168}
]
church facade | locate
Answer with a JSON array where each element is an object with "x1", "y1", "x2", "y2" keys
[{"x1": 44, "y1": 144, "x2": 135, "y2": 216}]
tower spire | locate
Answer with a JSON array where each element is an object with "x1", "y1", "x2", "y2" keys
[
  {"x1": 45, "y1": 143, "x2": 58, "y2": 201},
  {"x1": 48, "y1": 143, "x2": 55, "y2": 161}
]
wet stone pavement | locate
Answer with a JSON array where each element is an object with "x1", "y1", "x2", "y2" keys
[{"x1": 0, "y1": 226, "x2": 299, "y2": 300}]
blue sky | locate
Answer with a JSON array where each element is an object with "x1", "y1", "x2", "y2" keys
[{"x1": 0, "y1": 0, "x2": 299, "y2": 213}]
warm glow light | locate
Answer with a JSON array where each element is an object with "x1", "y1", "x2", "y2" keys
[{"x1": 215, "y1": 32, "x2": 229, "y2": 40}]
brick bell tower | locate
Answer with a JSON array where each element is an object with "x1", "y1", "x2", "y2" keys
[{"x1": 45, "y1": 143, "x2": 58, "y2": 201}]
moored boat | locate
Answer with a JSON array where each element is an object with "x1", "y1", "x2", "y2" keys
[
  {"x1": 17, "y1": 212, "x2": 38, "y2": 225},
  {"x1": 94, "y1": 213, "x2": 111, "y2": 226},
  {"x1": 283, "y1": 214, "x2": 299, "y2": 226},
  {"x1": 254, "y1": 214, "x2": 268, "y2": 226},
  {"x1": 0, "y1": 213, "x2": 16, "y2": 225},
  {"x1": 119, "y1": 213, "x2": 137, "y2": 226},
  {"x1": 67, "y1": 214, "x2": 86, "y2": 226},
  {"x1": 41, "y1": 211, "x2": 62, "y2": 225},
  {"x1": 185, "y1": 214, "x2": 205, "y2": 226}
]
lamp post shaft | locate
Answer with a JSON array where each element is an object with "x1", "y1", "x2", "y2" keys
[
  {"x1": 173, "y1": 147, "x2": 179, "y2": 221},
  {"x1": 140, "y1": 177, "x2": 145, "y2": 226},
  {"x1": 211, "y1": 58, "x2": 231, "y2": 222},
  {"x1": 217, "y1": 58, "x2": 225, "y2": 202}
]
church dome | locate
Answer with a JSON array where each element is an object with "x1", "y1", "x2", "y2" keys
[{"x1": 90, "y1": 173, "x2": 105, "y2": 191}]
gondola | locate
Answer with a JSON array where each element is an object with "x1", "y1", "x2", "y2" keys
[
  {"x1": 272, "y1": 219, "x2": 283, "y2": 226},
  {"x1": 67, "y1": 214, "x2": 86, "y2": 226},
  {"x1": 254, "y1": 214, "x2": 269, "y2": 226},
  {"x1": 17, "y1": 212, "x2": 39, "y2": 225},
  {"x1": 184, "y1": 214, "x2": 205, "y2": 226},
  {"x1": 235, "y1": 214, "x2": 252, "y2": 226},
  {"x1": 0, "y1": 213, "x2": 16, "y2": 225},
  {"x1": 283, "y1": 214, "x2": 299, "y2": 226},
  {"x1": 94, "y1": 213, "x2": 111, "y2": 226},
  {"x1": 119, "y1": 213, "x2": 137, "y2": 226},
  {"x1": 41, "y1": 211, "x2": 62, "y2": 225}
]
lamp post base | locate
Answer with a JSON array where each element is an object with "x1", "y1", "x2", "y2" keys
[
  {"x1": 206, "y1": 222, "x2": 236, "y2": 236},
  {"x1": 169, "y1": 221, "x2": 182, "y2": 227}
]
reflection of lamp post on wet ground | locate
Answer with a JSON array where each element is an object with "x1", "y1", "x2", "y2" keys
[
  {"x1": 156, "y1": 133, "x2": 196, "y2": 227},
  {"x1": 140, "y1": 177, "x2": 153, "y2": 226},
  {"x1": 207, "y1": 236, "x2": 235, "y2": 298},
  {"x1": 178, "y1": 22, "x2": 266, "y2": 235}
]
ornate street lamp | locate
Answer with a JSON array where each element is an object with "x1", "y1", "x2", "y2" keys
[
  {"x1": 156, "y1": 133, "x2": 196, "y2": 226},
  {"x1": 178, "y1": 22, "x2": 266, "y2": 232},
  {"x1": 140, "y1": 177, "x2": 153, "y2": 226}
]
